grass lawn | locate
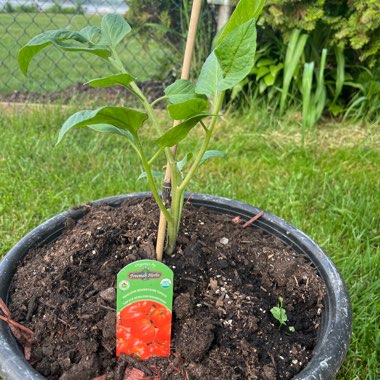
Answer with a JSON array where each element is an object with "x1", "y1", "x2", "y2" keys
[
  {"x1": 0, "y1": 105, "x2": 379, "y2": 379},
  {"x1": 0, "y1": 12, "x2": 174, "y2": 93}
]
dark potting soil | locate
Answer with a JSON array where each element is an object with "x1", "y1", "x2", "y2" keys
[{"x1": 8, "y1": 199, "x2": 326, "y2": 380}]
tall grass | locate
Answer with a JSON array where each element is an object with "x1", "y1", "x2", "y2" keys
[
  {"x1": 301, "y1": 48, "x2": 327, "y2": 145},
  {"x1": 279, "y1": 29, "x2": 308, "y2": 115},
  {"x1": 333, "y1": 46, "x2": 345, "y2": 103}
]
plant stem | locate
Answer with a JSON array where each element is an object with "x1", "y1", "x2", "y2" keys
[
  {"x1": 151, "y1": 96, "x2": 168, "y2": 107},
  {"x1": 165, "y1": 92, "x2": 225, "y2": 254},
  {"x1": 148, "y1": 147, "x2": 165, "y2": 165},
  {"x1": 165, "y1": 159, "x2": 180, "y2": 254},
  {"x1": 136, "y1": 141, "x2": 174, "y2": 226},
  {"x1": 179, "y1": 91, "x2": 225, "y2": 193}
]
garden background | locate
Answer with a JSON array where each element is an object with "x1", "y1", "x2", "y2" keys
[{"x1": 0, "y1": 1, "x2": 379, "y2": 379}]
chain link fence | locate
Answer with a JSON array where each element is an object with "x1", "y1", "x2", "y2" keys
[{"x1": 0, "y1": 0, "x2": 218, "y2": 102}]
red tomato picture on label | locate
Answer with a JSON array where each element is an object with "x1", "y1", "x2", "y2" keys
[
  {"x1": 150, "y1": 305, "x2": 171, "y2": 328},
  {"x1": 116, "y1": 301, "x2": 172, "y2": 359}
]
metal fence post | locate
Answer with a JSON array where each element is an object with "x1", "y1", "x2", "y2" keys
[{"x1": 207, "y1": 0, "x2": 233, "y2": 31}]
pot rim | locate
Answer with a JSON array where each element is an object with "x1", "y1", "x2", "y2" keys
[{"x1": 0, "y1": 192, "x2": 352, "y2": 380}]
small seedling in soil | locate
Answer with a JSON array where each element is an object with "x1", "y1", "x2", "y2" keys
[{"x1": 270, "y1": 296, "x2": 295, "y2": 333}]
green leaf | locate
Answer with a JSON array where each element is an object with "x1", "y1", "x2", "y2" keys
[
  {"x1": 329, "y1": 103, "x2": 344, "y2": 116},
  {"x1": 270, "y1": 63, "x2": 284, "y2": 77},
  {"x1": 58, "y1": 106, "x2": 148, "y2": 144},
  {"x1": 156, "y1": 114, "x2": 210, "y2": 148},
  {"x1": 334, "y1": 46, "x2": 345, "y2": 103},
  {"x1": 256, "y1": 66, "x2": 270, "y2": 80},
  {"x1": 280, "y1": 29, "x2": 308, "y2": 114},
  {"x1": 270, "y1": 297, "x2": 288, "y2": 327},
  {"x1": 215, "y1": 19, "x2": 257, "y2": 91},
  {"x1": 302, "y1": 62, "x2": 314, "y2": 131},
  {"x1": 177, "y1": 152, "x2": 193, "y2": 172},
  {"x1": 200, "y1": 150, "x2": 226, "y2": 166},
  {"x1": 88, "y1": 123, "x2": 133, "y2": 138},
  {"x1": 167, "y1": 98, "x2": 209, "y2": 120},
  {"x1": 259, "y1": 80, "x2": 268, "y2": 94},
  {"x1": 257, "y1": 58, "x2": 276, "y2": 67},
  {"x1": 218, "y1": 0, "x2": 264, "y2": 44},
  {"x1": 53, "y1": 40, "x2": 110, "y2": 56},
  {"x1": 19, "y1": 29, "x2": 111, "y2": 75},
  {"x1": 138, "y1": 171, "x2": 164, "y2": 181},
  {"x1": 85, "y1": 73, "x2": 135, "y2": 88},
  {"x1": 270, "y1": 306, "x2": 288, "y2": 326},
  {"x1": 88, "y1": 124, "x2": 138, "y2": 148},
  {"x1": 165, "y1": 80, "x2": 206, "y2": 104},
  {"x1": 195, "y1": 51, "x2": 223, "y2": 99},
  {"x1": 264, "y1": 73, "x2": 275, "y2": 86},
  {"x1": 314, "y1": 49, "x2": 328, "y2": 124},
  {"x1": 79, "y1": 26, "x2": 101, "y2": 43},
  {"x1": 100, "y1": 14, "x2": 131, "y2": 48},
  {"x1": 230, "y1": 78, "x2": 249, "y2": 101}
]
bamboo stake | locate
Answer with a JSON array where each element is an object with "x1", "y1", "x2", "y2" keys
[{"x1": 156, "y1": 0, "x2": 203, "y2": 261}]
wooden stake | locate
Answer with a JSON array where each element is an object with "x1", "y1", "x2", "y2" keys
[{"x1": 156, "y1": 0, "x2": 203, "y2": 261}]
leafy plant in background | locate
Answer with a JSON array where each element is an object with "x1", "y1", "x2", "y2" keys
[
  {"x1": 47, "y1": 4, "x2": 85, "y2": 15},
  {"x1": 343, "y1": 67, "x2": 380, "y2": 124},
  {"x1": 280, "y1": 29, "x2": 308, "y2": 115},
  {"x1": 301, "y1": 48, "x2": 327, "y2": 145},
  {"x1": 326, "y1": 46, "x2": 345, "y2": 116},
  {"x1": 1, "y1": 2, "x2": 15, "y2": 13},
  {"x1": 1, "y1": 1, "x2": 84, "y2": 15},
  {"x1": 1, "y1": 3, "x2": 39, "y2": 13},
  {"x1": 250, "y1": 51, "x2": 283, "y2": 96},
  {"x1": 19, "y1": 0, "x2": 264, "y2": 256},
  {"x1": 226, "y1": 0, "x2": 379, "y2": 121},
  {"x1": 261, "y1": 0, "x2": 380, "y2": 68}
]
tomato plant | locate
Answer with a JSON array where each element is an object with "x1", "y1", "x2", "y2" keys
[{"x1": 19, "y1": 0, "x2": 264, "y2": 257}]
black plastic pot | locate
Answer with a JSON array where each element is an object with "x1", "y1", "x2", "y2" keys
[{"x1": 0, "y1": 193, "x2": 352, "y2": 380}]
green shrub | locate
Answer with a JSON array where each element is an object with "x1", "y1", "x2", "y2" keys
[
  {"x1": 127, "y1": 0, "x2": 174, "y2": 30},
  {"x1": 344, "y1": 67, "x2": 380, "y2": 123},
  {"x1": 47, "y1": 4, "x2": 84, "y2": 15},
  {"x1": 14, "y1": 4, "x2": 39, "y2": 13},
  {"x1": 261, "y1": 0, "x2": 380, "y2": 67},
  {"x1": 2, "y1": 2, "x2": 14, "y2": 13},
  {"x1": 225, "y1": 1, "x2": 379, "y2": 122}
]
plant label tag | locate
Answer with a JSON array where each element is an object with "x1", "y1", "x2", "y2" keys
[{"x1": 116, "y1": 259, "x2": 174, "y2": 359}]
